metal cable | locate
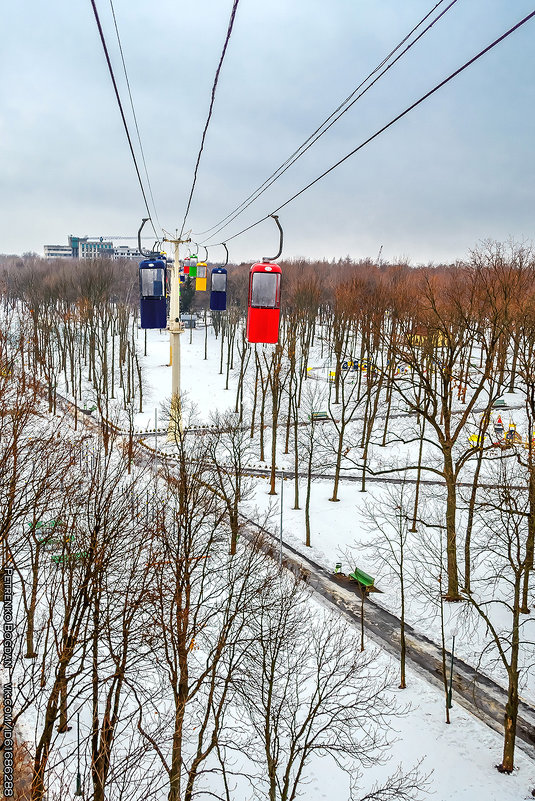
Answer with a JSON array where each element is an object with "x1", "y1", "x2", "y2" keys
[
  {"x1": 89, "y1": 0, "x2": 157, "y2": 238},
  {"x1": 109, "y1": 0, "x2": 162, "y2": 233},
  {"x1": 193, "y1": 0, "x2": 458, "y2": 240},
  {"x1": 179, "y1": 0, "x2": 241, "y2": 238},
  {"x1": 206, "y1": 9, "x2": 535, "y2": 247}
]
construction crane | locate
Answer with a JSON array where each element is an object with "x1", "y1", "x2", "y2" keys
[{"x1": 86, "y1": 235, "x2": 153, "y2": 240}]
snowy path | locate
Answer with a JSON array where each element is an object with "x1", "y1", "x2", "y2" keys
[
  {"x1": 239, "y1": 510, "x2": 535, "y2": 758},
  {"x1": 52, "y1": 387, "x2": 535, "y2": 761}
]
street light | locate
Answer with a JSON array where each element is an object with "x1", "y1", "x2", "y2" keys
[
  {"x1": 74, "y1": 712, "x2": 83, "y2": 797},
  {"x1": 446, "y1": 629, "x2": 457, "y2": 709}
]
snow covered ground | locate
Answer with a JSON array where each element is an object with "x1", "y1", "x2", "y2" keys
[
  {"x1": 128, "y1": 326, "x2": 535, "y2": 704},
  {"x1": 7, "y1": 318, "x2": 534, "y2": 800},
  {"x1": 107, "y1": 323, "x2": 535, "y2": 801}
]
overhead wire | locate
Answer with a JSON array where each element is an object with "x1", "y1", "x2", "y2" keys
[
  {"x1": 108, "y1": 0, "x2": 162, "y2": 233},
  {"x1": 193, "y1": 0, "x2": 459, "y2": 240},
  {"x1": 204, "y1": 9, "x2": 535, "y2": 249},
  {"x1": 179, "y1": 0, "x2": 241, "y2": 238},
  {"x1": 88, "y1": 0, "x2": 158, "y2": 238}
]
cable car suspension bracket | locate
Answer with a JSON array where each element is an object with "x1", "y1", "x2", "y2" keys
[
  {"x1": 263, "y1": 215, "x2": 283, "y2": 262},
  {"x1": 138, "y1": 217, "x2": 160, "y2": 258}
]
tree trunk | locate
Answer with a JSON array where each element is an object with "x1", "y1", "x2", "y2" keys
[
  {"x1": 521, "y1": 466, "x2": 535, "y2": 613},
  {"x1": 329, "y1": 427, "x2": 344, "y2": 502},
  {"x1": 230, "y1": 505, "x2": 239, "y2": 555},
  {"x1": 464, "y1": 442, "x2": 485, "y2": 593},
  {"x1": 204, "y1": 309, "x2": 208, "y2": 360},
  {"x1": 25, "y1": 560, "x2": 39, "y2": 658},
  {"x1": 305, "y1": 455, "x2": 312, "y2": 547},
  {"x1": 399, "y1": 546, "x2": 406, "y2": 689},
  {"x1": 269, "y1": 402, "x2": 279, "y2": 496},
  {"x1": 499, "y1": 573, "x2": 521, "y2": 773},
  {"x1": 410, "y1": 417, "x2": 425, "y2": 532},
  {"x1": 259, "y1": 389, "x2": 266, "y2": 463},
  {"x1": 439, "y1": 587, "x2": 450, "y2": 724},
  {"x1": 32, "y1": 661, "x2": 69, "y2": 799},
  {"x1": 250, "y1": 355, "x2": 259, "y2": 439},
  {"x1": 57, "y1": 676, "x2": 70, "y2": 733},
  {"x1": 292, "y1": 400, "x2": 300, "y2": 510},
  {"x1": 443, "y1": 447, "x2": 460, "y2": 600},
  {"x1": 500, "y1": 675, "x2": 519, "y2": 773}
]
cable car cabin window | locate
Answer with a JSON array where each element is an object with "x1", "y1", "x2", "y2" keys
[
  {"x1": 211, "y1": 272, "x2": 227, "y2": 292},
  {"x1": 197, "y1": 263, "x2": 207, "y2": 278},
  {"x1": 141, "y1": 267, "x2": 165, "y2": 297},
  {"x1": 251, "y1": 272, "x2": 280, "y2": 308}
]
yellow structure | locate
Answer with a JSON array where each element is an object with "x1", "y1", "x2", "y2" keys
[{"x1": 196, "y1": 262, "x2": 207, "y2": 291}]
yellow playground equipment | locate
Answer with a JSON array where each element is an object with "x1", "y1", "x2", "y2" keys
[
  {"x1": 503, "y1": 421, "x2": 522, "y2": 446},
  {"x1": 469, "y1": 417, "x2": 523, "y2": 449}
]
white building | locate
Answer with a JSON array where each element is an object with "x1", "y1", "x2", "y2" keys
[
  {"x1": 44, "y1": 236, "x2": 145, "y2": 260},
  {"x1": 113, "y1": 245, "x2": 142, "y2": 260},
  {"x1": 44, "y1": 244, "x2": 73, "y2": 259},
  {"x1": 78, "y1": 239, "x2": 114, "y2": 259}
]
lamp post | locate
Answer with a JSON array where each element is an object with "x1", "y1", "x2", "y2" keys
[
  {"x1": 446, "y1": 630, "x2": 457, "y2": 709},
  {"x1": 74, "y1": 712, "x2": 83, "y2": 797}
]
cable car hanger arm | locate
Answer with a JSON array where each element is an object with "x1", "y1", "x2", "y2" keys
[
  {"x1": 263, "y1": 215, "x2": 283, "y2": 262},
  {"x1": 138, "y1": 218, "x2": 153, "y2": 257}
]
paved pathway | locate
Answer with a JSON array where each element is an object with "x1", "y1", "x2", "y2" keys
[{"x1": 241, "y1": 514, "x2": 535, "y2": 758}]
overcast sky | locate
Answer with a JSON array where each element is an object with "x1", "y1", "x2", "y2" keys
[{"x1": 1, "y1": 0, "x2": 534, "y2": 264}]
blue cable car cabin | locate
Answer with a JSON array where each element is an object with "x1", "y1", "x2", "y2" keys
[
  {"x1": 139, "y1": 258, "x2": 167, "y2": 329},
  {"x1": 210, "y1": 267, "x2": 227, "y2": 311}
]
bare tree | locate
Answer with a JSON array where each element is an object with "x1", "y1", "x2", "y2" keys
[
  {"x1": 359, "y1": 480, "x2": 413, "y2": 689},
  {"x1": 139, "y1": 420, "x2": 277, "y2": 801},
  {"x1": 327, "y1": 356, "x2": 365, "y2": 503},
  {"x1": 462, "y1": 457, "x2": 535, "y2": 773},
  {"x1": 237, "y1": 572, "x2": 402, "y2": 801},
  {"x1": 206, "y1": 409, "x2": 255, "y2": 555},
  {"x1": 298, "y1": 381, "x2": 328, "y2": 546}
]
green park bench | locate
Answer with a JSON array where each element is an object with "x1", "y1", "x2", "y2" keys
[
  {"x1": 492, "y1": 398, "x2": 506, "y2": 408},
  {"x1": 31, "y1": 519, "x2": 67, "y2": 544},
  {"x1": 51, "y1": 552, "x2": 88, "y2": 565},
  {"x1": 32, "y1": 519, "x2": 64, "y2": 531},
  {"x1": 40, "y1": 534, "x2": 74, "y2": 548},
  {"x1": 349, "y1": 568, "x2": 375, "y2": 592},
  {"x1": 310, "y1": 410, "x2": 329, "y2": 421}
]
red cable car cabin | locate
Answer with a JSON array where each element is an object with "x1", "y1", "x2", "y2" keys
[{"x1": 246, "y1": 262, "x2": 281, "y2": 344}]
